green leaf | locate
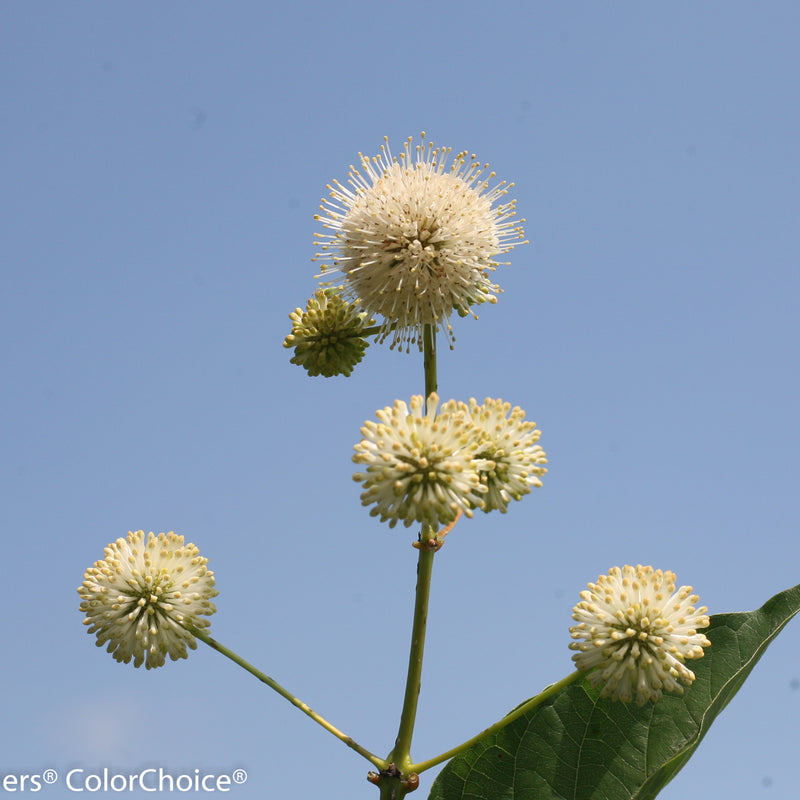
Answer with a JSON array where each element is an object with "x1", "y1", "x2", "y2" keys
[{"x1": 428, "y1": 582, "x2": 800, "y2": 800}]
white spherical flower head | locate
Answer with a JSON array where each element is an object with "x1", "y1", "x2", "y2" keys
[
  {"x1": 314, "y1": 133, "x2": 527, "y2": 350},
  {"x1": 569, "y1": 565, "x2": 711, "y2": 705},
  {"x1": 353, "y1": 393, "x2": 487, "y2": 529},
  {"x1": 468, "y1": 398, "x2": 547, "y2": 513},
  {"x1": 78, "y1": 530, "x2": 219, "y2": 669}
]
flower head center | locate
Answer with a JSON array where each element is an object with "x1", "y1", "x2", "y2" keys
[{"x1": 133, "y1": 569, "x2": 172, "y2": 600}]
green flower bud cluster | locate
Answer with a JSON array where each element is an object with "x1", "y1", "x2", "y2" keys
[{"x1": 283, "y1": 289, "x2": 375, "y2": 377}]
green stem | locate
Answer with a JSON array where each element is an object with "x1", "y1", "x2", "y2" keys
[
  {"x1": 409, "y1": 670, "x2": 585, "y2": 774},
  {"x1": 387, "y1": 546, "x2": 436, "y2": 773},
  {"x1": 360, "y1": 324, "x2": 385, "y2": 338},
  {"x1": 422, "y1": 324, "x2": 438, "y2": 399},
  {"x1": 191, "y1": 628, "x2": 387, "y2": 770},
  {"x1": 386, "y1": 325, "x2": 439, "y2": 775}
]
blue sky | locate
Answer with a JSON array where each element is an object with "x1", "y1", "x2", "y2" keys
[{"x1": 2, "y1": 2, "x2": 799, "y2": 798}]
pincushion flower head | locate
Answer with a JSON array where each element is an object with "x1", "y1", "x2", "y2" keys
[
  {"x1": 353, "y1": 394, "x2": 487, "y2": 529},
  {"x1": 78, "y1": 530, "x2": 219, "y2": 669},
  {"x1": 314, "y1": 133, "x2": 527, "y2": 351},
  {"x1": 569, "y1": 565, "x2": 711, "y2": 705},
  {"x1": 468, "y1": 398, "x2": 547, "y2": 513}
]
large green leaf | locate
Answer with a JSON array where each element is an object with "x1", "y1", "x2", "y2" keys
[{"x1": 428, "y1": 582, "x2": 800, "y2": 800}]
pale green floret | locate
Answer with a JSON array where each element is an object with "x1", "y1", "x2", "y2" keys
[{"x1": 284, "y1": 288, "x2": 375, "y2": 377}]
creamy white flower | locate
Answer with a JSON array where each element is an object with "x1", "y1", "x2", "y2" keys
[
  {"x1": 468, "y1": 398, "x2": 547, "y2": 513},
  {"x1": 314, "y1": 133, "x2": 526, "y2": 350},
  {"x1": 569, "y1": 565, "x2": 711, "y2": 705},
  {"x1": 78, "y1": 531, "x2": 218, "y2": 669},
  {"x1": 353, "y1": 394, "x2": 487, "y2": 529}
]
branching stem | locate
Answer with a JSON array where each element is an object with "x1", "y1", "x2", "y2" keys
[
  {"x1": 191, "y1": 628, "x2": 387, "y2": 770},
  {"x1": 410, "y1": 670, "x2": 585, "y2": 774}
]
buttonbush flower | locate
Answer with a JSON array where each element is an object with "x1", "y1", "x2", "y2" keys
[
  {"x1": 314, "y1": 133, "x2": 527, "y2": 350},
  {"x1": 78, "y1": 530, "x2": 219, "y2": 669},
  {"x1": 468, "y1": 398, "x2": 547, "y2": 513},
  {"x1": 569, "y1": 565, "x2": 711, "y2": 705},
  {"x1": 284, "y1": 288, "x2": 375, "y2": 377},
  {"x1": 353, "y1": 394, "x2": 487, "y2": 529}
]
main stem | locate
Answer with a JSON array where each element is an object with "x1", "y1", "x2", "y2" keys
[
  {"x1": 422, "y1": 324, "x2": 437, "y2": 400},
  {"x1": 386, "y1": 325, "x2": 439, "y2": 779},
  {"x1": 389, "y1": 545, "x2": 435, "y2": 773}
]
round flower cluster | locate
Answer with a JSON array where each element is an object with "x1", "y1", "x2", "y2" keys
[
  {"x1": 78, "y1": 530, "x2": 219, "y2": 669},
  {"x1": 314, "y1": 133, "x2": 527, "y2": 351},
  {"x1": 353, "y1": 394, "x2": 546, "y2": 530},
  {"x1": 569, "y1": 565, "x2": 711, "y2": 705},
  {"x1": 284, "y1": 288, "x2": 375, "y2": 377},
  {"x1": 468, "y1": 398, "x2": 547, "y2": 513}
]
